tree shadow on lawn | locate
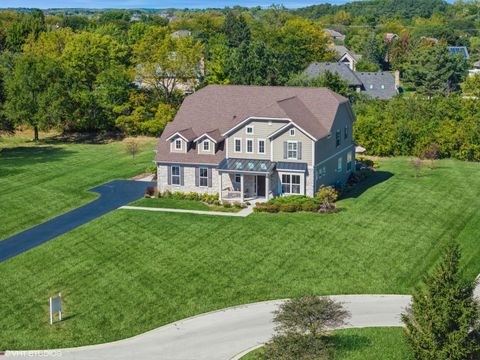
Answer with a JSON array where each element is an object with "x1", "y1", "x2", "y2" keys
[
  {"x1": 0, "y1": 146, "x2": 76, "y2": 177},
  {"x1": 42, "y1": 132, "x2": 125, "y2": 145},
  {"x1": 340, "y1": 171, "x2": 394, "y2": 200},
  {"x1": 328, "y1": 333, "x2": 372, "y2": 355}
]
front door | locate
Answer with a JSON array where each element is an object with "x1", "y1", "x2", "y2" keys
[{"x1": 256, "y1": 175, "x2": 266, "y2": 197}]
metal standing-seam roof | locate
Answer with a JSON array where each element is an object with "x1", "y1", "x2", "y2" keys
[
  {"x1": 276, "y1": 162, "x2": 308, "y2": 172},
  {"x1": 218, "y1": 158, "x2": 276, "y2": 173}
]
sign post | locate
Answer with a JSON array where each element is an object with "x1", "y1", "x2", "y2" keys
[{"x1": 49, "y1": 293, "x2": 62, "y2": 325}]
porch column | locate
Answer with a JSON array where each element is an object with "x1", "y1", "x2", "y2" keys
[
  {"x1": 219, "y1": 172, "x2": 223, "y2": 201},
  {"x1": 240, "y1": 174, "x2": 244, "y2": 202},
  {"x1": 266, "y1": 174, "x2": 270, "y2": 200}
]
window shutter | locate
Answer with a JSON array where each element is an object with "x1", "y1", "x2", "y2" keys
[
  {"x1": 195, "y1": 167, "x2": 199, "y2": 187},
  {"x1": 167, "y1": 166, "x2": 171, "y2": 185},
  {"x1": 283, "y1": 141, "x2": 287, "y2": 159},
  {"x1": 297, "y1": 142, "x2": 302, "y2": 160},
  {"x1": 180, "y1": 166, "x2": 184, "y2": 186},
  {"x1": 208, "y1": 168, "x2": 212, "y2": 188}
]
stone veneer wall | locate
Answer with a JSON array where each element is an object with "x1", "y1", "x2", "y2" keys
[{"x1": 158, "y1": 164, "x2": 219, "y2": 195}]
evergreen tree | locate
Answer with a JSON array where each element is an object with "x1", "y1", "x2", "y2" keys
[
  {"x1": 402, "y1": 243, "x2": 480, "y2": 360},
  {"x1": 403, "y1": 45, "x2": 467, "y2": 97},
  {"x1": 221, "y1": 12, "x2": 251, "y2": 48}
]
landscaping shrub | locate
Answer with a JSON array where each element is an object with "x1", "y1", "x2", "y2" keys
[
  {"x1": 233, "y1": 201, "x2": 243, "y2": 209},
  {"x1": 316, "y1": 186, "x2": 338, "y2": 211},
  {"x1": 145, "y1": 186, "x2": 155, "y2": 197},
  {"x1": 255, "y1": 196, "x2": 322, "y2": 213},
  {"x1": 222, "y1": 201, "x2": 232, "y2": 208},
  {"x1": 158, "y1": 191, "x2": 219, "y2": 204}
]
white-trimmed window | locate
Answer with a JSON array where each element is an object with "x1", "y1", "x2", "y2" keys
[
  {"x1": 337, "y1": 157, "x2": 343, "y2": 173},
  {"x1": 336, "y1": 129, "x2": 341, "y2": 147},
  {"x1": 235, "y1": 174, "x2": 241, "y2": 184},
  {"x1": 289, "y1": 128, "x2": 295, "y2": 136},
  {"x1": 234, "y1": 138, "x2": 241, "y2": 153},
  {"x1": 287, "y1": 141, "x2": 297, "y2": 159},
  {"x1": 171, "y1": 166, "x2": 180, "y2": 185},
  {"x1": 246, "y1": 125, "x2": 254, "y2": 135},
  {"x1": 175, "y1": 139, "x2": 182, "y2": 150},
  {"x1": 203, "y1": 140, "x2": 210, "y2": 151},
  {"x1": 246, "y1": 139, "x2": 254, "y2": 153},
  {"x1": 258, "y1": 139, "x2": 265, "y2": 154},
  {"x1": 281, "y1": 174, "x2": 301, "y2": 194},
  {"x1": 347, "y1": 152, "x2": 353, "y2": 172},
  {"x1": 199, "y1": 167, "x2": 208, "y2": 187}
]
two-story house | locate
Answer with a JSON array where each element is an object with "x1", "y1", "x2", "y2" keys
[{"x1": 155, "y1": 85, "x2": 356, "y2": 202}]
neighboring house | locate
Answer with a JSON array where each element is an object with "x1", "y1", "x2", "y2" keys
[
  {"x1": 421, "y1": 36, "x2": 439, "y2": 44},
  {"x1": 324, "y1": 29, "x2": 346, "y2": 42},
  {"x1": 468, "y1": 60, "x2": 480, "y2": 77},
  {"x1": 448, "y1": 46, "x2": 469, "y2": 61},
  {"x1": 384, "y1": 33, "x2": 399, "y2": 44},
  {"x1": 304, "y1": 62, "x2": 400, "y2": 100},
  {"x1": 171, "y1": 29, "x2": 192, "y2": 39},
  {"x1": 330, "y1": 45, "x2": 362, "y2": 71},
  {"x1": 155, "y1": 85, "x2": 356, "y2": 202}
]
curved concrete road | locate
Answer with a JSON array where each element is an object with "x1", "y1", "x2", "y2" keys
[{"x1": 7, "y1": 295, "x2": 411, "y2": 360}]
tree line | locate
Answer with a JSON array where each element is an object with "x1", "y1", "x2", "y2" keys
[{"x1": 0, "y1": 1, "x2": 480, "y2": 162}]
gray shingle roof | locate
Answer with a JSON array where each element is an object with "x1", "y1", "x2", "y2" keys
[
  {"x1": 355, "y1": 72, "x2": 397, "y2": 100},
  {"x1": 156, "y1": 85, "x2": 350, "y2": 163},
  {"x1": 304, "y1": 62, "x2": 362, "y2": 86},
  {"x1": 331, "y1": 45, "x2": 362, "y2": 62}
]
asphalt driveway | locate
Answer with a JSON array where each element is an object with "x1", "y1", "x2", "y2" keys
[{"x1": 0, "y1": 180, "x2": 155, "y2": 263}]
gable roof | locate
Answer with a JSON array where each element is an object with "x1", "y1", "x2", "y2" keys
[
  {"x1": 304, "y1": 62, "x2": 363, "y2": 86},
  {"x1": 324, "y1": 29, "x2": 345, "y2": 39},
  {"x1": 156, "y1": 85, "x2": 350, "y2": 163},
  {"x1": 356, "y1": 72, "x2": 397, "y2": 100},
  {"x1": 331, "y1": 45, "x2": 362, "y2": 62}
]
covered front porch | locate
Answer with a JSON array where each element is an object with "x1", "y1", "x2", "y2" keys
[{"x1": 218, "y1": 159, "x2": 276, "y2": 203}]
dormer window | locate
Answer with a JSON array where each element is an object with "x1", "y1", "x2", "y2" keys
[
  {"x1": 290, "y1": 128, "x2": 295, "y2": 136},
  {"x1": 175, "y1": 139, "x2": 182, "y2": 150},
  {"x1": 203, "y1": 140, "x2": 210, "y2": 151},
  {"x1": 246, "y1": 125, "x2": 254, "y2": 135}
]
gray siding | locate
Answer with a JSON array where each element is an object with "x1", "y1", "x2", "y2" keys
[
  {"x1": 314, "y1": 103, "x2": 354, "y2": 164},
  {"x1": 169, "y1": 136, "x2": 187, "y2": 153},
  {"x1": 196, "y1": 137, "x2": 215, "y2": 155},
  {"x1": 227, "y1": 119, "x2": 287, "y2": 160},
  {"x1": 313, "y1": 102, "x2": 356, "y2": 193},
  {"x1": 272, "y1": 125, "x2": 313, "y2": 166}
]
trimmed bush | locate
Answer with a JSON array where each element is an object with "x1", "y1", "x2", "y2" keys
[{"x1": 255, "y1": 196, "x2": 322, "y2": 213}]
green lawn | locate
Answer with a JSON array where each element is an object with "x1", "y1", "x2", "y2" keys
[
  {"x1": 0, "y1": 133, "x2": 157, "y2": 240},
  {"x1": 131, "y1": 197, "x2": 242, "y2": 212},
  {"x1": 241, "y1": 327, "x2": 412, "y2": 360},
  {"x1": 0, "y1": 136, "x2": 479, "y2": 350}
]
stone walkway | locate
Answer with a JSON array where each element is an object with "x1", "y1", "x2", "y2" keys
[{"x1": 120, "y1": 205, "x2": 255, "y2": 217}]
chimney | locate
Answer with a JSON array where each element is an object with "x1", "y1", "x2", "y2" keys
[{"x1": 394, "y1": 70, "x2": 401, "y2": 89}]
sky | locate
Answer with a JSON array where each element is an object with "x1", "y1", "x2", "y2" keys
[{"x1": 0, "y1": 0, "x2": 350, "y2": 9}]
